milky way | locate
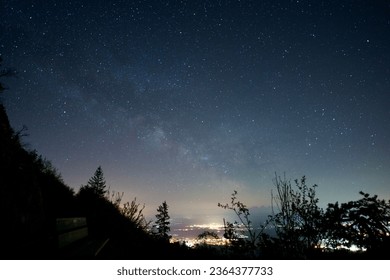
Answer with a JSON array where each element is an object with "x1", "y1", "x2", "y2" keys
[{"x1": 1, "y1": 0, "x2": 389, "y2": 221}]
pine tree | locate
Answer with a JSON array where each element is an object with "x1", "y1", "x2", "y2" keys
[
  {"x1": 154, "y1": 201, "x2": 171, "y2": 241},
  {"x1": 82, "y1": 166, "x2": 107, "y2": 197}
]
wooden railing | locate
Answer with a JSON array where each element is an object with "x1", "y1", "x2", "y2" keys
[{"x1": 56, "y1": 217, "x2": 109, "y2": 258}]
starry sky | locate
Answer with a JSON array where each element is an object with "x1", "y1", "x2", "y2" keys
[{"x1": 1, "y1": 0, "x2": 390, "y2": 224}]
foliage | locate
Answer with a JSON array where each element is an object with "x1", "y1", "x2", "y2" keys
[
  {"x1": 218, "y1": 175, "x2": 324, "y2": 259},
  {"x1": 323, "y1": 191, "x2": 390, "y2": 251},
  {"x1": 218, "y1": 175, "x2": 390, "y2": 259},
  {"x1": 218, "y1": 190, "x2": 268, "y2": 257},
  {"x1": 105, "y1": 188, "x2": 124, "y2": 207},
  {"x1": 121, "y1": 197, "x2": 151, "y2": 231},
  {"x1": 79, "y1": 166, "x2": 107, "y2": 197},
  {"x1": 0, "y1": 104, "x2": 77, "y2": 258},
  {"x1": 153, "y1": 201, "x2": 171, "y2": 241},
  {"x1": 105, "y1": 188, "x2": 151, "y2": 231},
  {"x1": 197, "y1": 231, "x2": 220, "y2": 240},
  {"x1": 269, "y1": 174, "x2": 323, "y2": 258}
]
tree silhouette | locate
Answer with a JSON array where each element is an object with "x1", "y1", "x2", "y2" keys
[
  {"x1": 0, "y1": 59, "x2": 81, "y2": 258},
  {"x1": 267, "y1": 174, "x2": 323, "y2": 258},
  {"x1": 121, "y1": 197, "x2": 151, "y2": 231},
  {"x1": 323, "y1": 191, "x2": 390, "y2": 252},
  {"x1": 218, "y1": 190, "x2": 267, "y2": 257},
  {"x1": 79, "y1": 166, "x2": 107, "y2": 197},
  {"x1": 153, "y1": 201, "x2": 171, "y2": 241},
  {"x1": 218, "y1": 175, "x2": 325, "y2": 259},
  {"x1": 76, "y1": 166, "x2": 115, "y2": 238},
  {"x1": 197, "y1": 231, "x2": 220, "y2": 240}
]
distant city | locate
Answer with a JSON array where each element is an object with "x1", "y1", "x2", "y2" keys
[
  {"x1": 170, "y1": 222, "x2": 228, "y2": 247},
  {"x1": 169, "y1": 221, "x2": 273, "y2": 247}
]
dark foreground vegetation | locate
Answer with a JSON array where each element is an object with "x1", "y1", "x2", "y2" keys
[{"x1": 1, "y1": 58, "x2": 389, "y2": 259}]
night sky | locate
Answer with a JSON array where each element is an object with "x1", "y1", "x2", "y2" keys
[{"x1": 1, "y1": 1, "x2": 390, "y2": 225}]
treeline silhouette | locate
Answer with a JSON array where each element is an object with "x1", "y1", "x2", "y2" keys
[
  {"x1": 1, "y1": 58, "x2": 389, "y2": 260},
  {"x1": 217, "y1": 178, "x2": 390, "y2": 259},
  {"x1": 0, "y1": 102, "x2": 194, "y2": 259},
  {"x1": 0, "y1": 58, "x2": 192, "y2": 259}
]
